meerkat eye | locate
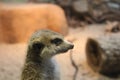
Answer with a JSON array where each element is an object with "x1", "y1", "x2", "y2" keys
[{"x1": 51, "y1": 38, "x2": 63, "y2": 46}]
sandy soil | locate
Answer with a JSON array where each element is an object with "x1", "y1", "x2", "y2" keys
[{"x1": 0, "y1": 24, "x2": 119, "y2": 80}]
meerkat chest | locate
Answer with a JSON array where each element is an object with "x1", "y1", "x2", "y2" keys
[
  {"x1": 38, "y1": 58, "x2": 60, "y2": 80},
  {"x1": 51, "y1": 58, "x2": 60, "y2": 80}
]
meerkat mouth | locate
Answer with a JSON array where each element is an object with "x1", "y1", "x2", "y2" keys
[
  {"x1": 58, "y1": 48, "x2": 73, "y2": 53},
  {"x1": 61, "y1": 49, "x2": 69, "y2": 53}
]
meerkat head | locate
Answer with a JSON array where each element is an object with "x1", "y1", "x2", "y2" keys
[{"x1": 28, "y1": 30, "x2": 74, "y2": 59}]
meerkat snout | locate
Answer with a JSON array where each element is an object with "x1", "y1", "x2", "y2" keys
[
  {"x1": 50, "y1": 37, "x2": 74, "y2": 54},
  {"x1": 59, "y1": 39, "x2": 74, "y2": 52},
  {"x1": 64, "y1": 40, "x2": 74, "y2": 49}
]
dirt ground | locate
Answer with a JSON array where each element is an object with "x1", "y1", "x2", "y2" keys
[{"x1": 0, "y1": 24, "x2": 120, "y2": 80}]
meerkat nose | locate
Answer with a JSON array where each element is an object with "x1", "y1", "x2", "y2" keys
[{"x1": 70, "y1": 44, "x2": 74, "y2": 49}]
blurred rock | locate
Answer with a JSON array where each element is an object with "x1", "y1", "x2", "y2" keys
[
  {"x1": 0, "y1": 3, "x2": 68, "y2": 43},
  {"x1": 88, "y1": 0, "x2": 120, "y2": 22},
  {"x1": 72, "y1": 0, "x2": 88, "y2": 13}
]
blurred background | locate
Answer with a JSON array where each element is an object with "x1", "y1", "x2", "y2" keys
[{"x1": 0, "y1": 0, "x2": 120, "y2": 80}]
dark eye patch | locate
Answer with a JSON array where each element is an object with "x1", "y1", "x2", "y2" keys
[
  {"x1": 32, "y1": 42, "x2": 44, "y2": 51},
  {"x1": 51, "y1": 38, "x2": 63, "y2": 46}
]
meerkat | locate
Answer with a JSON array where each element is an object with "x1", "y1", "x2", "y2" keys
[{"x1": 21, "y1": 30, "x2": 74, "y2": 80}]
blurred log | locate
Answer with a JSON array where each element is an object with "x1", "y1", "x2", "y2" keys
[{"x1": 86, "y1": 34, "x2": 120, "y2": 77}]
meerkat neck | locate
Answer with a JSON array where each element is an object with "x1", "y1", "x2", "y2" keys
[
  {"x1": 26, "y1": 47, "x2": 52, "y2": 63},
  {"x1": 26, "y1": 46, "x2": 40, "y2": 62}
]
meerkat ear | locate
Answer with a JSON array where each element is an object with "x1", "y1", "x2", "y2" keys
[{"x1": 32, "y1": 42, "x2": 45, "y2": 53}]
